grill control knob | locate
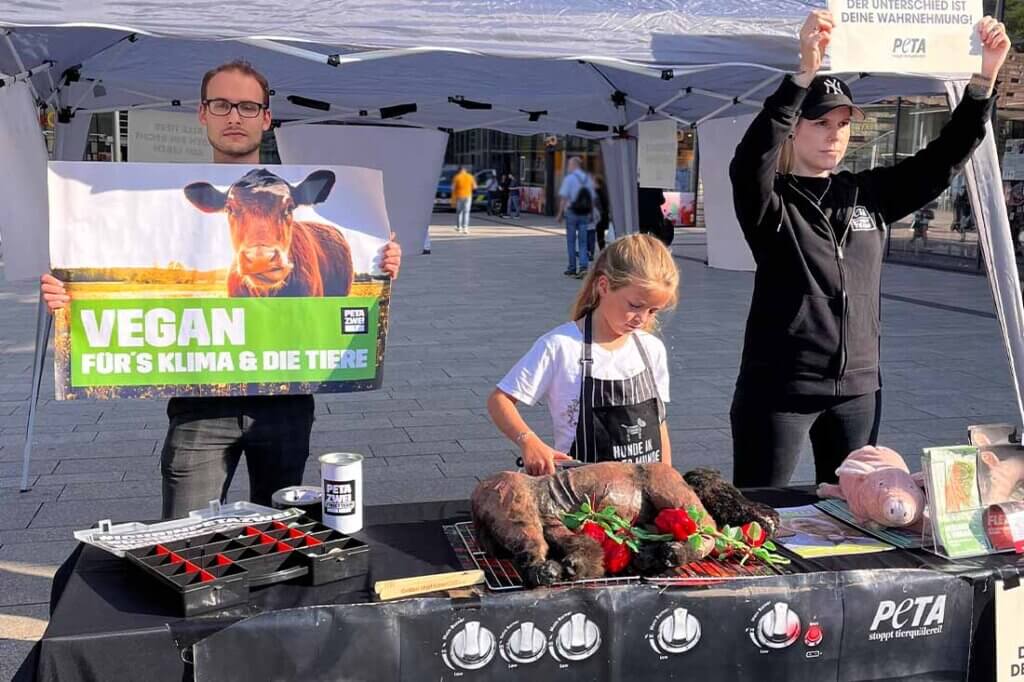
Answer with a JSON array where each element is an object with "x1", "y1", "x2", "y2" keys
[
  {"x1": 505, "y1": 621, "x2": 547, "y2": 664},
  {"x1": 450, "y1": 620, "x2": 496, "y2": 670},
  {"x1": 754, "y1": 602, "x2": 801, "y2": 650},
  {"x1": 656, "y1": 607, "x2": 702, "y2": 654},
  {"x1": 554, "y1": 613, "x2": 601, "y2": 661}
]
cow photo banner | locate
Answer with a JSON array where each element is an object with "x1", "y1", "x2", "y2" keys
[{"x1": 48, "y1": 162, "x2": 392, "y2": 400}]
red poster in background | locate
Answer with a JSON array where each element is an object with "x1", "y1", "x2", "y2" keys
[
  {"x1": 518, "y1": 186, "x2": 546, "y2": 214},
  {"x1": 663, "y1": 191, "x2": 696, "y2": 227}
]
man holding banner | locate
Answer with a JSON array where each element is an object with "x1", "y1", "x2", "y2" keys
[
  {"x1": 40, "y1": 60, "x2": 403, "y2": 518},
  {"x1": 728, "y1": 10, "x2": 1009, "y2": 487}
]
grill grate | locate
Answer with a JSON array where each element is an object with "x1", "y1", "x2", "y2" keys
[
  {"x1": 447, "y1": 522, "x2": 787, "y2": 592},
  {"x1": 452, "y1": 521, "x2": 526, "y2": 590}
]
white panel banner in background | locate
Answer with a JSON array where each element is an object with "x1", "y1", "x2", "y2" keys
[
  {"x1": 637, "y1": 119, "x2": 678, "y2": 189},
  {"x1": 600, "y1": 137, "x2": 638, "y2": 236},
  {"x1": 127, "y1": 110, "x2": 213, "y2": 163},
  {"x1": 55, "y1": 112, "x2": 92, "y2": 162},
  {"x1": 275, "y1": 125, "x2": 448, "y2": 247},
  {"x1": 1003, "y1": 140, "x2": 1024, "y2": 181},
  {"x1": 827, "y1": 0, "x2": 982, "y2": 74},
  {"x1": 699, "y1": 114, "x2": 757, "y2": 272},
  {"x1": 0, "y1": 81, "x2": 51, "y2": 281}
]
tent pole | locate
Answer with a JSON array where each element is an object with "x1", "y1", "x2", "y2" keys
[
  {"x1": 453, "y1": 115, "x2": 523, "y2": 133},
  {"x1": 885, "y1": 97, "x2": 902, "y2": 259},
  {"x1": 113, "y1": 111, "x2": 122, "y2": 162},
  {"x1": 78, "y1": 99, "x2": 199, "y2": 116},
  {"x1": 948, "y1": 80, "x2": 1024, "y2": 431},
  {"x1": 238, "y1": 39, "x2": 476, "y2": 68},
  {"x1": 54, "y1": 91, "x2": 66, "y2": 160},
  {"x1": 21, "y1": 293, "x2": 52, "y2": 492},
  {"x1": 1, "y1": 30, "x2": 42, "y2": 102},
  {"x1": 619, "y1": 137, "x2": 635, "y2": 235},
  {"x1": 691, "y1": 73, "x2": 783, "y2": 127},
  {"x1": 0, "y1": 60, "x2": 55, "y2": 90}
]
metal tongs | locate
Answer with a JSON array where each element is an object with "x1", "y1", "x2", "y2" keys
[{"x1": 515, "y1": 456, "x2": 585, "y2": 470}]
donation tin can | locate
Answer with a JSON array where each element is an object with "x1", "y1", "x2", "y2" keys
[{"x1": 319, "y1": 452, "x2": 364, "y2": 534}]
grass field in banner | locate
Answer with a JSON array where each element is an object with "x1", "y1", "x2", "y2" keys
[{"x1": 52, "y1": 269, "x2": 390, "y2": 400}]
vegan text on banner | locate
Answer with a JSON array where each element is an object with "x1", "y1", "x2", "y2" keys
[{"x1": 48, "y1": 162, "x2": 393, "y2": 400}]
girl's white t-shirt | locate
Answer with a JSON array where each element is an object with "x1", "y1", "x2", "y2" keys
[{"x1": 497, "y1": 321, "x2": 670, "y2": 453}]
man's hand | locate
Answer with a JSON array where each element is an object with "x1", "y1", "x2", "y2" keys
[
  {"x1": 379, "y1": 232, "x2": 402, "y2": 279},
  {"x1": 978, "y1": 16, "x2": 1010, "y2": 82},
  {"x1": 520, "y1": 435, "x2": 572, "y2": 476},
  {"x1": 795, "y1": 10, "x2": 834, "y2": 86},
  {"x1": 40, "y1": 273, "x2": 69, "y2": 312}
]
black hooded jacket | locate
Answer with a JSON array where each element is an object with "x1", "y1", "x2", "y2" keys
[{"x1": 730, "y1": 76, "x2": 994, "y2": 397}]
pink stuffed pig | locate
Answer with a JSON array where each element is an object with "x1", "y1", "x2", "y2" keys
[{"x1": 817, "y1": 446, "x2": 926, "y2": 528}]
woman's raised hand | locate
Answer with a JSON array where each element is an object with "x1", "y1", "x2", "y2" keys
[
  {"x1": 978, "y1": 16, "x2": 1011, "y2": 81},
  {"x1": 797, "y1": 10, "x2": 835, "y2": 84}
]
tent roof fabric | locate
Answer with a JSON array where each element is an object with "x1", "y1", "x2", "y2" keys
[
  {"x1": 0, "y1": 2, "x2": 957, "y2": 136},
  {"x1": 1, "y1": 1, "x2": 813, "y2": 63}
]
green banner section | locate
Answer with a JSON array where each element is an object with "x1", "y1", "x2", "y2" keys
[{"x1": 69, "y1": 297, "x2": 380, "y2": 387}]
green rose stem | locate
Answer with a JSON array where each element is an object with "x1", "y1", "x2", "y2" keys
[
  {"x1": 683, "y1": 507, "x2": 790, "y2": 567},
  {"x1": 562, "y1": 497, "x2": 790, "y2": 567}
]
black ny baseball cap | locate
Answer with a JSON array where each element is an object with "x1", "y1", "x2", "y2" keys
[{"x1": 801, "y1": 75, "x2": 865, "y2": 121}]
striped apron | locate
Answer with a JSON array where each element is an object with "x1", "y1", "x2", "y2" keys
[{"x1": 568, "y1": 313, "x2": 664, "y2": 464}]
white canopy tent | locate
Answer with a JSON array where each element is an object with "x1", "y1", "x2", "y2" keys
[
  {"x1": 0, "y1": 2, "x2": 963, "y2": 249},
  {"x1": 1, "y1": 1, "x2": 1021, "y2": 491}
]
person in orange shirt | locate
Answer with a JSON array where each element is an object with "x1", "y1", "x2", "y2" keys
[{"x1": 451, "y1": 167, "x2": 477, "y2": 234}]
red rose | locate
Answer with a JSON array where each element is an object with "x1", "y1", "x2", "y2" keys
[
  {"x1": 603, "y1": 540, "x2": 633, "y2": 574},
  {"x1": 654, "y1": 508, "x2": 699, "y2": 541},
  {"x1": 742, "y1": 522, "x2": 766, "y2": 548},
  {"x1": 580, "y1": 521, "x2": 607, "y2": 544}
]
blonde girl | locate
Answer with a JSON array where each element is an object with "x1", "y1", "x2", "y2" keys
[{"x1": 488, "y1": 234, "x2": 679, "y2": 475}]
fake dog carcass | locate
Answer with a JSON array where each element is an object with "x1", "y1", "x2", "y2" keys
[{"x1": 471, "y1": 462, "x2": 779, "y2": 586}]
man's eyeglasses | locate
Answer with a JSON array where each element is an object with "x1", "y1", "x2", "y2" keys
[{"x1": 203, "y1": 99, "x2": 267, "y2": 118}]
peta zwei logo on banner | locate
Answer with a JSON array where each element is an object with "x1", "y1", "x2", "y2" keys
[{"x1": 868, "y1": 595, "x2": 946, "y2": 642}]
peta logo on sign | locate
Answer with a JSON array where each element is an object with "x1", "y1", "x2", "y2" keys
[
  {"x1": 867, "y1": 595, "x2": 946, "y2": 642},
  {"x1": 892, "y1": 38, "x2": 927, "y2": 57},
  {"x1": 822, "y1": 78, "x2": 844, "y2": 95}
]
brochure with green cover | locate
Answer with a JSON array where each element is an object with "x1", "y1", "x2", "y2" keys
[{"x1": 921, "y1": 445, "x2": 992, "y2": 558}]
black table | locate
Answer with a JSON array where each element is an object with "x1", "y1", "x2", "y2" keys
[{"x1": 18, "y1": 490, "x2": 1024, "y2": 681}]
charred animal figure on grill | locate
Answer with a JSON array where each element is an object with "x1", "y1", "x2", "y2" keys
[
  {"x1": 471, "y1": 462, "x2": 717, "y2": 587},
  {"x1": 684, "y1": 468, "x2": 781, "y2": 535}
]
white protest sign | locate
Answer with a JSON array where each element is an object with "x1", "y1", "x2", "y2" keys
[
  {"x1": 637, "y1": 119, "x2": 678, "y2": 189},
  {"x1": 127, "y1": 110, "x2": 213, "y2": 163},
  {"x1": 1004, "y1": 140, "x2": 1024, "y2": 181},
  {"x1": 827, "y1": 0, "x2": 982, "y2": 74},
  {"x1": 996, "y1": 579, "x2": 1024, "y2": 681}
]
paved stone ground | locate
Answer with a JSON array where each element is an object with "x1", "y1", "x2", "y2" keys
[{"x1": 1, "y1": 212, "x2": 1019, "y2": 677}]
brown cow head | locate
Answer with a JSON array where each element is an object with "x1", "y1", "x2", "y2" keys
[{"x1": 184, "y1": 169, "x2": 336, "y2": 292}]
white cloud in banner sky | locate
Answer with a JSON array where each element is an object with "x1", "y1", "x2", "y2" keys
[{"x1": 47, "y1": 162, "x2": 390, "y2": 274}]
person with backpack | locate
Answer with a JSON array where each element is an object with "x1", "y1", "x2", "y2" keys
[
  {"x1": 556, "y1": 157, "x2": 596, "y2": 278},
  {"x1": 593, "y1": 175, "x2": 611, "y2": 250}
]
